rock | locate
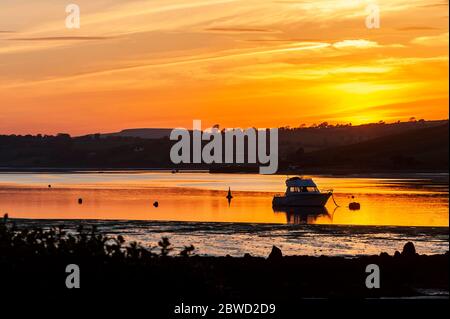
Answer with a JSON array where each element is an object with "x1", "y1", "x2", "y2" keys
[
  {"x1": 268, "y1": 245, "x2": 283, "y2": 260},
  {"x1": 402, "y1": 242, "x2": 417, "y2": 257},
  {"x1": 243, "y1": 253, "x2": 252, "y2": 259},
  {"x1": 394, "y1": 251, "x2": 401, "y2": 258}
]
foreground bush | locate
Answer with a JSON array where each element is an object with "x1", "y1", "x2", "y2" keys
[{"x1": 1, "y1": 214, "x2": 448, "y2": 303}]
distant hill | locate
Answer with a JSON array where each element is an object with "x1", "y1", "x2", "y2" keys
[
  {"x1": 0, "y1": 134, "x2": 175, "y2": 169},
  {"x1": 290, "y1": 123, "x2": 449, "y2": 170},
  {"x1": 1, "y1": 120, "x2": 448, "y2": 172},
  {"x1": 98, "y1": 120, "x2": 448, "y2": 153},
  {"x1": 277, "y1": 119, "x2": 448, "y2": 154},
  {"x1": 100, "y1": 128, "x2": 172, "y2": 139}
]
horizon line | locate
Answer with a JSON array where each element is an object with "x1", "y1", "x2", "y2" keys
[{"x1": 1, "y1": 118, "x2": 448, "y2": 138}]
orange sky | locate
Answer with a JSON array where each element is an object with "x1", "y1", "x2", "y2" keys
[{"x1": 0, "y1": 0, "x2": 448, "y2": 135}]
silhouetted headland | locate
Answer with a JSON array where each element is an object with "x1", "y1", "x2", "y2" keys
[{"x1": 0, "y1": 120, "x2": 447, "y2": 173}]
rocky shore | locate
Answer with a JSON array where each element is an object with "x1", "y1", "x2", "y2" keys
[{"x1": 1, "y1": 215, "x2": 448, "y2": 302}]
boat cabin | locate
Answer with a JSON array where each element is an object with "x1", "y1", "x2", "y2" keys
[
  {"x1": 285, "y1": 177, "x2": 320, "y2": 194},
  {"x1": 273, "y1": 176, "x2": 331, "y2": 207}
]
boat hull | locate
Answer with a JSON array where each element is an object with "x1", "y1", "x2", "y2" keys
[{"x1": 272, "y1": 192, "x2": 331, "y2": 207}]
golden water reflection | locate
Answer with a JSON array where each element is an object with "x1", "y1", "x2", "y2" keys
[
  {"x1": 0, "y1": 172, "x2": 448, "y2": 227},
  {"x1": 273, "y1": 206, "x2": 333, "y2": 224}
]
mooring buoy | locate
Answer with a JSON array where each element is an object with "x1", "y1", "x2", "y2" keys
[
  {"x1": 349, "y1": 202, "x2": 361, "y2": 210},
  {"x1": 226, "y1": 187, "x2": 233, "y2": 200}
]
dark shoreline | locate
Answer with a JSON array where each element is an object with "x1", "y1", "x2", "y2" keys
[
  {"x1": 8, "y1": 218, "x2": 448, "y2": 262},
  {"x1": 11, "y1": 217, "x2": 450, "y2": 230},
  {"x1": 3, "y1": 242, "x2": 449, "y2": 299},
  {"x1": 0, "y1": 166, "x2": 448, "y2": 179},
  {"x1": 2, "y1": 217, "x2": 448, "y2": 298},
  {"x1": 2, "y1": 217, "x2": 448, "y2": 318}
]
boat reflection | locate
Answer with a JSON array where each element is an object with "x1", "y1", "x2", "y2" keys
[{"x1": 272, "y1": 205, "x2": 333, "y2": 224}]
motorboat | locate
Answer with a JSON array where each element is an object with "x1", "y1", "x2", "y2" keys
[{"x1": 272, "y1": 176, "x2": 332, "y2": 207}]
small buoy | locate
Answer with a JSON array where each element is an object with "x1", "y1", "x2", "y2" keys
[
  {"x1": 226, "y1": 187, "x2": 233, "y2": 200},
  {"x1": 78, "y1": 198, "x2": 83, "y2": 205},
  {"x1": 349, "y1": 202, "x2": 361, "y2": 210},
  {"x1": 48, "y1": 184, "x2": 52, "y2": 188},
  {"x1": 153, "y1": 201, "x2": 159, "y2": 208},
  {"x1": 226, "y1": 187, "x2": 233, "y2": 207}
]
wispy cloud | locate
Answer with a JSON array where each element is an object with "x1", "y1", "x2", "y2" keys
[
  {"x1": 243, "y1": 38, "x2": 321, "y2": 43},
  {"x1": 419, "y1": 2, "x2": 449, "y2": 8},
  {"x1": 204, "y1": 27, "x2": 277, "y2": 33},
  {"x1": 333, "y1": 39, "x2": 380, "y2": 49},
  {"x1": 396, "y1": 26, "x2": 440, "y2": 31},
  {"x1": 411, "y1": 32, "x2": 449, "y2": 46},
  {"x1": 7, "y1": 36, "x2": 115, "y2": 41}
]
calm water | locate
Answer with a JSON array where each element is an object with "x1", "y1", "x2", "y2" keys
[{"x1": 1, "y1": 171, "x2": 448, "y2": 256}]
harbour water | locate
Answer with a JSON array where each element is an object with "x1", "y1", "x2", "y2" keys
[{"x1": 1, "y1": 171, "x2": 448, "y2": 256}]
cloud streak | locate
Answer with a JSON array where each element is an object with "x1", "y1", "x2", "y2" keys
[
  {"x1": 7, "y1": 36, "x2": 115, "y2": 41},
  {"x1": 204, "y1": 27, "x2": 277, "y2": 33},
  {"x1": 411, "y1": 32, "x2": 449, "y2": 46}
]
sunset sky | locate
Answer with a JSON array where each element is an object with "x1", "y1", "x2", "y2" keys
[{"x1": 0, "y1": 0, "x2": 448, "y2": 135}]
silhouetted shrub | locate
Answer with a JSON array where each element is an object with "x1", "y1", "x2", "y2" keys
[
  {"x1": 0, "y1": 214, "x2": 183, "y2": 260},
  {"x1": 180, "y1": 244, "x2": 195, "y2": 257}
]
